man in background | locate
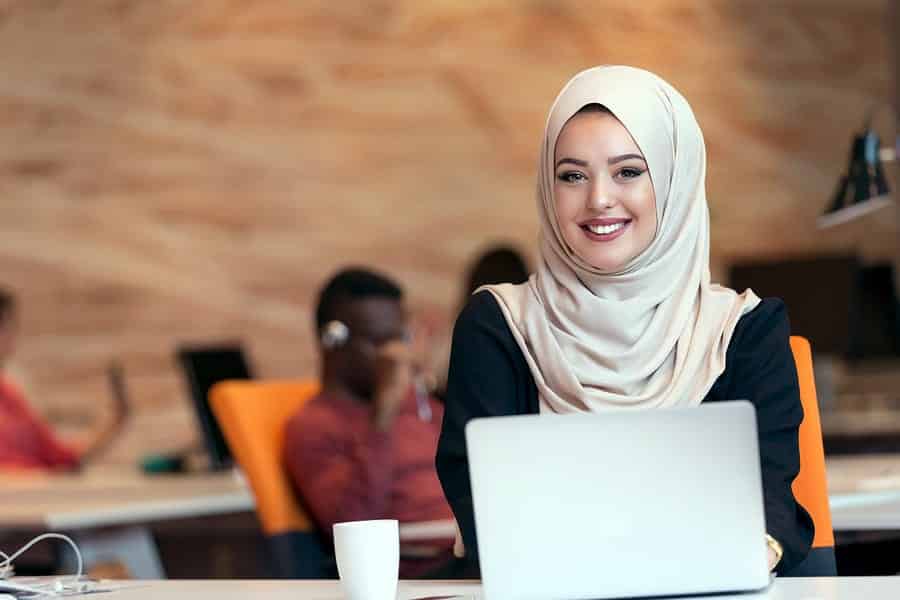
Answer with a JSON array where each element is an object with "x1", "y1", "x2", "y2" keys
[{"x1": 283, "y1": 268, "x2": 454, "y2": 577}]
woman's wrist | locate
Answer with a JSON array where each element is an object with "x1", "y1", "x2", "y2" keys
[{"x1": 765, "y1": 533, "x2": 783, "y2": 570}]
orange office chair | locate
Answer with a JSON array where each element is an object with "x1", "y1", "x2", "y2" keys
[
  {"x1": 786, "y1": 336, "x2": 837, "y2": 576},
  {"x1": 210, "y1": 378, "x2": 333, "y2": 578}
]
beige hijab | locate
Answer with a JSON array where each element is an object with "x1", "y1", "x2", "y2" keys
[{"x1": 482, "y1": 66, "x2": 760, "y2": 413}]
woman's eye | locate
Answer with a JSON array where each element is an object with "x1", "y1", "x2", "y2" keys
[
  {"x1": 618, "y1": 167, "x2": 645, "y2": 179},
  {"x1": 557, "y1": 171, "x2": 587, "y2": 184}
]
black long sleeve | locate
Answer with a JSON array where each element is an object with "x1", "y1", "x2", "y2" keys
[
  {"x1": 436, "y1": 291, "x2": 813, "y2": 574},
  {"x1": 435, "y1": 291, "x2": 536, "y2": 567},
  {"x1": 704, "y1": 298, "x2": 815, "y2": 574}
]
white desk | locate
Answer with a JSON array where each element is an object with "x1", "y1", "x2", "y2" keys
[
  {"x1": 0, "y1": 469, "x2": 253, "y2": 579},
  {"x1": 0, "y1": 469, "x2": 253, "y2": 530},
  {"x1": 0, "y1": 469, "x2": 457, "y2": 578},
  {"x1": 827, "y1": 454, "x2": 900, "y2": 531},
  {"x1": 78, "y1": 577, "x2": 900, "y2": 599}
]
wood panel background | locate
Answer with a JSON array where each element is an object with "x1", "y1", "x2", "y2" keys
[{"x1": 0, "y1": 0, "x2": 893, "y2": 464}]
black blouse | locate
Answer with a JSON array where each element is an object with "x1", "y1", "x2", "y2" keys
[{"x1": 436, "y1": 291, "x2": 815, "y2": 575}]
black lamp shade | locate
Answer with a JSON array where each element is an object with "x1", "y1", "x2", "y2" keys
[{"x1": 819, "y1": 129, "x2": 892, "y2": 229}]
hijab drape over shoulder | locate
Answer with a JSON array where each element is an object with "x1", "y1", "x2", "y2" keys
[{"x1": 482, "y1": 66, "x2": 759, "y2": 413}]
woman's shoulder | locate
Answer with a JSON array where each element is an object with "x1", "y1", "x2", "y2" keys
[
  {"x1": 448, "y1": 290, "x2": 537, "y2": 416},
  {"x1": 453, "y1": 289, "x2": 528, "y2": 367},
  {"x1": 730, "y1": 297, "x2": 791, "y2": 352},
  {"x1": 456, "y1": 289, "x2": 509, "y2": 332},
  {"x1": 743, "y1": 296, "x2": 787, "y2": 317},
  {"x1": 707, "y1": 297, "x2": 802, "y2": 413}
]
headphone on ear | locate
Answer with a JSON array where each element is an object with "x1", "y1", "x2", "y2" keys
[{"x1": 321, "y1": 320, "x2": 350, "y2": 350}]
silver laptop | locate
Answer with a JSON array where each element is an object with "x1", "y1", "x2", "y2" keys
[{"x1": 465, "y1": 401, "x2": 770, "y2": 600}]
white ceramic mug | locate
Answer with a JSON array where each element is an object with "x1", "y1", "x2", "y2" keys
[{"x1": 333, "y1": 519, "x2": 400, "y2": 600}]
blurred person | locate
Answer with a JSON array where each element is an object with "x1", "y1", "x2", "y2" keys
[
  {"x1": 0, "y1": 288, "x2": 127, "y2": 471},
  {"x1": 423, "y1": 245, "x2": 531, "y2": 401},
  {"x1": 283, "y1": 268, "x2": 455, "y2": 577},
  {"x1": 460, "y1": 245, "x2": 531, "y2": 309}
]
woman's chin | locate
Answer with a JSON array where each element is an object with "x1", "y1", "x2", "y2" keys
[{"x1": 576, "y1": 250, "x2": 628, "y2": 273}]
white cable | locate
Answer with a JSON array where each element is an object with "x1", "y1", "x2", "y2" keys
[
  {"x1": 2, "y1": 533, "x2": 82, "y2": 580},
  {"x1": 0, "y1": 533, "x2": 85, "y2": 595},
  {"x1": 0, "y1": 550, "x2": 10, "y2": 578}
]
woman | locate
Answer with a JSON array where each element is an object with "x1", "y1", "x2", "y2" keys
[
  {"x1": 0, "y1": 289, "x2": 127, "y2": 470},
  {"x1": 436, "y1": 66, "x2": 814, "y2": 575}
]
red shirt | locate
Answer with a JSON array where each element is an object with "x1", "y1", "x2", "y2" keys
[
  {"x1": 283, "y1": 388, "x2": 453, "y2": 540},
  {"x1": 0, "y1": 375, "x2": 79, "y2": 470}
]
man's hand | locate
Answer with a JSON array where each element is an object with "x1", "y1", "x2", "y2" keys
[{"x1": 372, "y1": 340, "x2": 413, "y2": 431}]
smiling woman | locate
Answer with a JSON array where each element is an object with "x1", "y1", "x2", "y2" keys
[
  {"x1": 553, "y1": 103, "x2": 657, "y2": 273},
  {"x1": 436, "y1": 65, "x2": 817, "y2": 578}
]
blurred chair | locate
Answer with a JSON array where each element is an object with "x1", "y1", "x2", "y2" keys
[
  {"x1": 210, "y1": 378, "x2": 334, "y2": 578},
  {"x1": 785, "y1": 336, "x2": 837, "y2": 576}
]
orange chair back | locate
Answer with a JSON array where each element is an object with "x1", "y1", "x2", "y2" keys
[
  {"x1": 789, "y1": 336, "x2": 835, "y2": 549},
  {"x1": 210, "y1": 379, "x2": 320, "y2": 536}
]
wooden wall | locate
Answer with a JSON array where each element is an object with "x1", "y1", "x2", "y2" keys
[{"x1": 0, "y1": 0, "x2": 892, "y2": 463}]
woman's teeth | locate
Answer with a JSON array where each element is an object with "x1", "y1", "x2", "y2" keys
[{"x1": 586, "y1": 222, "x2": 625, "y2": 235}]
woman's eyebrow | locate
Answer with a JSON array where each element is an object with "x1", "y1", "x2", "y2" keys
[
  {"x1": 555, "y1": 157, "x2": 589, "y2": 168},
  {"x1": 608, "y1": 153, "x2": 646, "y2": 165}
]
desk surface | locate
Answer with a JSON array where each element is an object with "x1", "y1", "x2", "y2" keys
[
  {"x1": 827, "y1": 454, "x2": 900, "y2": 530},
  {"x1": 827, "y1": 454, "x2": 900, "y2": 494},
  {"x1": 0, "y1": 469, "x2": 252, "y2": 529},
  {"x1": 3, "y1": 455, "x2": 900, "y2": 533},
  {"x1": 0, "y1": 469, "x2": 457, "y2": 540},
  {"x1": 91, "y1": 577, "x2": 900, "y2": 599}
]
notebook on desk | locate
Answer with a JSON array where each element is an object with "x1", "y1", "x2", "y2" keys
[{"x1": 465, "y1": 401, "x2": 770, "y2": 600}]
